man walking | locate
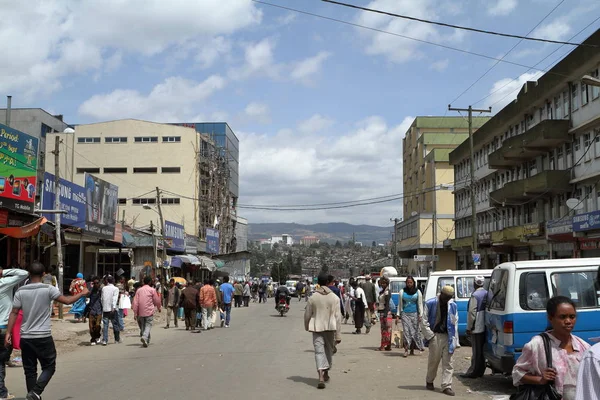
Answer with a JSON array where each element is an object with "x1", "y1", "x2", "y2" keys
[
  {"x1": 461, "y1": 276, "x2": 488, "y2": 379},
  {"x1": 304, "y1": 273, "x2": 342, "y2": 389},
  {"x1": 243, "y1": 281, "x2": 251, "y2": 307},
  {"x1": 132, "y1": 276, "x2": 162, "y2": 348},
  {"x1": 361, "y1": 276, "x2": 377, "y2": 327},
  {"x1": 180, "y1": 281, "x2": 199, "y2": 331},
  {"x1": 258, "y1": 281, "x2": 267, "y2": 304},
  {"x1": 233, "y1": 281, "x2": 243, "y2": 308},
  {"x1": 422, "y1": 285, "x2": 459, "y2": 397},
  {"x1": 165, "y1": 279, "x2": 180, "y2": 329},
  {"x1": 219, "y1": 276, "x2": 234, "y2": 328},
  {"x1": 100, "y1": 276, "x2": 121, "y2": 345},
  {"x1": 199, "y1": 279, "x2": 217, "y2": 330},
  {"x1": 0, "y1": 266, "x2": 28, "y2": 399},
  {"x1": 6, "y1": 262, "x2": 88, "y2": 400}
]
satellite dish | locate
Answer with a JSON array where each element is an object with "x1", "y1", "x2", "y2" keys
[
  {"x1": 411, "y1": 211, "x2": 418, "y2": 217},
  {"x1": 566, "y1": 198, "x2": 584, "y2": 210}
]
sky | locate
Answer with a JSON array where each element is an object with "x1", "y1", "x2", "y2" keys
[{"x1": 1, "y1": 0, "x2": 599, "y2": 227}]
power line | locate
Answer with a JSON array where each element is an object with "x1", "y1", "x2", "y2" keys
[
  {"x1": 238, "y1": 192, "x2": 405, "y2": 207},
  {"x1": 321, "y1": 0, "x2": 597, "y2": 48},
  {"x1": 250, "y1": 0, "x2": 571, "y2": 74},
  {"x1": 449, "y1": 0, "x2": 565, "y2": 105}
]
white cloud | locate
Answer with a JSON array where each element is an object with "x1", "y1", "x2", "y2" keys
[
  {"x1": 298, "y1": 114, "x2": 335, "y2": 134},
  {"x1": 229, "y1": 38, "x2": 280, "y2": 80},
  {"x1": 430, "y1": 59, "x2": 449, "y2": 72},
  {"x1": 194, "y1": 37, "x2": 232, "y2": 69},
  {"x1": 0, "y1": 0, "x2": 261, "y2": 100},
  {"x1": 244, "y1": 102, "x2": 271, "y2": 124},
  {"x1": 532, "y1": 18, "x2": 572, "y2": 42},
  {"x1": 78, "y1": 75, "x2": 226, "y2": 122},
  {"x1": 484, "y1": 71, "x2": 543, "y2": 110},
  {"x1": 291, "y1": 51, "x2": 332, "y2": 84},
  {"x1": 487, "y1": 0, "x2": 518, "y2": 16},
  {"x1": 238, "y1": 115, "x2": 413, "y2": 224}
]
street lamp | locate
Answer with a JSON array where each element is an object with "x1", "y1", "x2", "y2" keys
[
  {"x1": 581, "y1": 75, "x2": 600, "y2": 87},
  {"x1": 143, "y1": 203, "x2": 166, "y2": 271}
]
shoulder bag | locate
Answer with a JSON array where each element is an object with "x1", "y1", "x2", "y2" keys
[{"x1": 510, "y1": 332, "x2": 562, "y2": 400}]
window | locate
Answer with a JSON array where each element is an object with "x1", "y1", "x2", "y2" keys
[
  {"x1": 40, "y1": 123, "x2": 52, "y2": 138},
  {"x1": 551, "y1": 271, "x2": 599, "y2": 308},
  {"x1": 162, "y1": 136, "x2": 181, "y2": 143},
  {"x1": 436, "y1": 277, "x2": 455, "y2": 296},
  {"x1": 77, "y1": 137, "x2": 100, "y2": 144},
  {"x1": 584, "y1": 133, "x2": 592, "y2": 161},
  {"x1": 456, "y1": 277, "x2": 490, "y2": 298},
  {"x1": 132, "y1": 198, "x2": 156, "y2": 205},
  {"x1": 519, "y1": 272, "x2": 549, "y2": 310},
  {"x1": 549, "y1": 152, "x2": 555, "y2": 170},
  {"x1": 76, "y1": 167, "x2": 100, "y2": 174},
  {"x1": 554, "y1": 96, "x2": 561, "y2": 119},
  {"x1": 103, "y1": 167, "x2": 127, "y2": 173},
  {"x1": 105, "y1": 137, "x2": 127, "y2": 143},
  {"x1": 582, "y1": 82, "x2": 589, "y2": 106},
  {"x1": 161, "y1": 198, "x2": 181, "y2": 205},
  {"x1": 161, "y1": 167, "x2": 181, "y2": 173},
  {"x1": 118, "y1": 198, "x2": 127, "y2": 205},
  {"x1": 134, "y1": 137, "x2": 158, "y2": 143},
  {"x1": 133, "y1": 167, "x2": 157, "y2": 173},
  {"x1": 574, "y1": 136, "x2": 581, "y2": 152},
  {"x1": 592, "y1": 68, "x2": 600, "y2": 99},
  {"x1": 572, "y1": 84, "x2": 579, "y2": 110},
  {"x1": 595, "y1": 136, "x2": 600, "y2": 158},
  {"x1": 563, "y1": 90, "x2": 569, "y2": 116},
  {"x1": 488, "y1": 269, "x2": 508, "y2": 310},
  {"x1": 390, "y1": 281, "x2": 406, "y2": 294},
  {"x1": 529, "y1": 160, "x2": 537, "y2": 176}
]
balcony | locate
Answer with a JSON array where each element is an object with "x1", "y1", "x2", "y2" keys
[
  {"x1": 489, "y1": 170, "x2": 570, "y2": 205},
  {"x1": 488, "y1": 119, "x2": 570, "y2": 169}
]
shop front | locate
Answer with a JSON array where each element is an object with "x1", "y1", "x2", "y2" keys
[
  {"x1": 573, "y1": 210, "x2": 600, "y2": 257},
  {"x1": 546, "y1": 217, "x2": 575, "y2": 258},
  {"x1": 523, "y1": 223, "x2": 548, "y2": 260}
]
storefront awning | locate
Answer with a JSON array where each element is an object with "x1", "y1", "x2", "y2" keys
[
  {"x1": 170, "y1": 254, "x2": 202, "y2": 268},
  {"x1": 0, "y1": 217, "x2": 47, "y2": 239}
]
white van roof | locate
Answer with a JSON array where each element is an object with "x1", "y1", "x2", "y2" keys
[
  {"x1": 496, "y1": 258, "x2": 600, "y2": 270},
  {"x1": 429, "y1": 269, "x2": 493, "y2": 276}
]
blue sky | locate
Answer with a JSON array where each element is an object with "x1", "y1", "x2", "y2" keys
[{"x1": 1, "y1": 0, "x2": 599, "y2": 226}]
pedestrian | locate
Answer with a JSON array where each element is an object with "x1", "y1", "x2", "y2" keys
[
  {"x1": 304, "y1": 273, "x2": 342, "y2": 389},
  {"x1": 164, "y1": 279, "x2": 180, "y2": 329},
  {"x1": 132, "y1": 276, "x2": 162, "y2": 348},
  {"x1": 233, "y1": 281, "x2": 244, "y2": 308},
  {"x1": 461, "y1": 276, "x2": 488, "y2": 379},
  {"x1": 199, "y1": 279, "x2": 217, "y2": 330},
  {"x1": 179, "y1": 280, "x2": 199, "y2": 331},
  {"x1": 127, "y1": 276, "x2": 136, "y2": 298},
  {"x1": 296, "y1": 280, "x2": 305, "y2": 302},
  {"x1": 213, "y1": 280, "x2": 225, "y2": 328},
  {"x1": 305, "y1": 279, "x2": 311, "y2": 302},
  {"x1": 115, "y1": 276, "x2": 128, "y2": 331},
  {"x1": 327, "y1": 275, "x2": 345, "y2": 317},
  {"x1": 68, "y1": 273, "x2": 87, "y2": 322},
  {"x1": 351, "y1": 280, "x2": 368, "y2": 334},
  {"x1": 219, "y1": 276, "x2": 234, "y2": 328},
  {"x1": 6, "y1": 262, "x2": 88, "y2": 400},
  {"x1": 361, "y1": 276, "x2": 377, "y2": 326},
  {"x1": 41, "y1": 267, "x2": 57, "y2": 317},
  {"x1": 84, "y1": 277, "x2": 103, "y2": 345},
  {"x1": 422, "y1": 285, "x2": 459, "y2": 396},
  {"x1": 258, "y1": 281, "x2": 267, "y2": 303},
  {"x1": 267, "y1": 281, "x2": 273, "y2": 298},
  {"x1": 0, "y1": 266, "x2": 28, "y2": 400},
  {"x1": 251, "y1": 282, "x2": 259, "y2": 302},
  {"x1": 397, "y1": 276, "x2": 424, "y2": 357},
  {"x1": 376, "y1": 277, "x2": 392, "y2": 351},
  {"x1": 513, "y1": 296, "x2": 589, "y2": 400},
  {"x1": 343, "y1": 278, "x2": 354, "y2": 324},
  {"x1": 100, "y1": 276, "x2": 121, "y2": 345},
  {"x1": 575, "y1": 267, "x2": 600, "y2": 400},
  {"x1": 243, "y1": 281, "x2": 251, "y2": 307}
]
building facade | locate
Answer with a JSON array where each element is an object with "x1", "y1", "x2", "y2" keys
[
  {"x1": 449, "y1": 29, "x2": 600, "y2": 268},
  {"x1": 301, "y1": 236, "x2": 320, "y2": 246},
  {"x1": 397, "y1": 116, "x2": 490, "y2": 275}
]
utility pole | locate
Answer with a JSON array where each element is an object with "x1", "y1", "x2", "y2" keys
[
  {"x1": 390, "y1": 218, "x2": 399, "y2": 272},
  {"x1": 448, "y1": 105, "x2": 492, "y2": 268},
  {"x1": 432, "y1": 158, "x2": 437, "y2": 272},
  {"x1": 150, "y1": 220, "x2": 157, "y2": 272},
  {"x1": 51, "y1": 136, "x2": 64, "y2": 319},
  {"x1": 155, "y1": 187, "x2": 166, "y2": 264}
]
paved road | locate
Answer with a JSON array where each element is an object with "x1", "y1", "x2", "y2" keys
[{"x1": 5, "y1": 299, "x2": 513, "y2": 399}]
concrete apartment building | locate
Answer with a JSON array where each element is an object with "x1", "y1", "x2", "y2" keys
[
  {"x1": 449, "y1": 29, "x2": 600, "y2": 268},
  {"x1": 396, "y1": 116, "x2": 490, "y2": 275},
  {"x1": 300, "y1": 236, "x2": 320, "y2": 246}
]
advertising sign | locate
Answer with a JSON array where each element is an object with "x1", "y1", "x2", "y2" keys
[
  {"x1": 573, "y1": 211, "x2": 600, "y2": 232},
  {"x1": 0, "y1": 124, "x2": 38, "y2": 213},
  {"x1": 546, "y1": 217, "x2": 573, "y2": 237},
  {"x1": 84, "y1": 173, "x2": 118, "y2": 239},
  {"x1": 164, "y1": 221, "x2": 185, "y2": 252},
  {"x1": 206, "y1": 227, "x2": 220, "y2": 254},
  {"x1": 42, "y1": 172, "x2": 86, "y2": 229}
]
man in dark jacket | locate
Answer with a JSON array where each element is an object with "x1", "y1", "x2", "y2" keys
[
  {"x1": 165, "y1": 279, "x2": 180, "y2": 329},
  {"x1": 361, "y1": 276, "x2": 377, "y2": 326},
  {"x1": 327, "y1": 275, "x2": 345, "y2": 316},
  {"x1": 179, "y1": 282, "x2": 199, "y2": 331}
]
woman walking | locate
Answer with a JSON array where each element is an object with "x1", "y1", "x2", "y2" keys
[
  {"x1": 397, "y1": 276, "x2": 424, "y2": 357},
  {"x1": 351, "y1": 280, "x2": 367, "y2": 334},
  {"x1": 376, "y1": 277, "x2": 392, "y2": 351},
  {"x1": 512, "y1": 296, "x2": 589, "y2": 400},
  {"x1": 69, "y1": 273, "x2": 88, "y2": 321},
  {"x1": 85, "y1": 277, "x2": 103, "y2": 345}
]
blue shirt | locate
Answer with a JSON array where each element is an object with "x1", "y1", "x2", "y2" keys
[
  {"x1": 220, "y1": 283, "x2": 235, "y2": 304},
  {"x1": 402, "y1": 291, "x2": 418, "y2": 313}
]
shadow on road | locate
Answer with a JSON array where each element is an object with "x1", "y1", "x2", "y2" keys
[
  {"x1": 287, "y1": 375, "x2": 319, "y2": 388},
  {"x1": 455, "y1": 373, "x2": 514, "y2": 395},
  {"x1": 397, "y1": 385, "x2": 430, "y2": 392}
]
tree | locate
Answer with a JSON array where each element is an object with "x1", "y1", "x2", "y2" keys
[
  {"x1": 292, "y1": 256, "x2": 302, "y2": 274},
  {"x1": 320, "y1": 263, "x2": 329, "y2": 275},
  {"x1": 334, "y1": 240, "x2": 342, "y2": 248},
  {"x1": 270, "y1": 262, "x2": 288, "y2": 284}
]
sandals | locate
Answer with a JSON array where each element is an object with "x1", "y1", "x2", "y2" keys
[{"x1": 403, "y1": 350, "x2": 409, "y2": 358}]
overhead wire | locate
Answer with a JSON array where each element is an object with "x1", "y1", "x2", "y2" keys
[{"x1": 321, "y1": 0, "x2": 597, "y2": 48}]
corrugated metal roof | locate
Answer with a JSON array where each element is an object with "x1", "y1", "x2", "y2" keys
[
  {"x1": 421, "y1": 133, "x2": 468, "y2": 145},
  {"x1": 425, "y1": 148, "x2": 452, "y2": 162},
  {"x1": 414, "y1": 116, "x2": 491, "y2": 129}
]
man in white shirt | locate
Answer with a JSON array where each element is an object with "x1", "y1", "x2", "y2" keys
[{"x1": 101, "y1": 275, "x2": 120, "y2": 346}]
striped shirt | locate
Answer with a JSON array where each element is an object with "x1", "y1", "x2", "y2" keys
[{"x1": 575, "y1": 343, "x2": 600, "y2": 400}]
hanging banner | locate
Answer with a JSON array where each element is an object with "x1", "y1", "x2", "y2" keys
[
  {"x1": 0, "y1": 216, "x2": 47, "y2": 238},
  {"x1": 206, "y1": 228, "x2": 220, "y2": 254},
  {"x1": 0, "y1": 124, "x2": 38, "y2": 213},
  {"x1": 42, "y1": 172, "x2": 86, "y2": 229},
  {"x1": 164, "y1": 221, "x2": 185, "y2": 252},
  {"x1": 84, "y1": 173, "x2": 118, "y2": 239}
]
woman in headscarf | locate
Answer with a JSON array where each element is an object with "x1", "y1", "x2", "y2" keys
[
  {"x1": 376, "y1": 277, "x2": 392, "y2": 351},
  {"x1": 397, "y1": 276, "x2": 424, "y2": 357},
  {"x1": 69, "y1": 272, "x2": 88, "y2": 321}
]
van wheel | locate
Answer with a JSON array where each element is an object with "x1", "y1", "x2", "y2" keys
[{"x1": 459, "y1": 336, "x2": 472, "y2": 347}]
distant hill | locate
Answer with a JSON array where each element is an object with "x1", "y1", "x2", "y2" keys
[{"x1": 248, "y1": 222, "x2": 393, "y2": 245}]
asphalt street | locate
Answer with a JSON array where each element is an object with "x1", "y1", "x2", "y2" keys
[{"x1": 5, "y1": 299, "x2": 514, "y2": 399}]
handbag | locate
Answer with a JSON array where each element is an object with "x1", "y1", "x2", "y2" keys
[{"x1": 510, "y1": 332, "x2": 562, "y2": 400}]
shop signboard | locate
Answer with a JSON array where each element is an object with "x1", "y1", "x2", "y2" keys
[
  {"x1": 546, "y1": 217, "x2": 573, "y2": 237},
  {"x1": 185, "y1": 234, "x2": 199, "y2": 254},
  {"x1": 164, "y1": 221, "x2": 185, "y2": 252},
  {"x1": 477, "y1": 233, "x2": 491, "y2": 245},
  {"x1": 0, "y1": 124, "x2": 38, "y2": 213},
  {"x1": 84, "y1": 173, "x2": 118, "y2": 239},
  {"x1": 42, "y1": 172, "x2": 86, "y2": 229},
  {"x1": 573, "y1": 211, "x2": 600, "y2": 232},
  {"x1": 523, "y1": 223, "x2": 544, "y2": 238},
  {"x1": 206, "y1": 228, "x2": 220, "y2": 254}
]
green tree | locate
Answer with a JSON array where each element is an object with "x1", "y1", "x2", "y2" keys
[
  {"x1": 270, "y1": 262, "x2": 288, "y2": 284},
  {"x1": 292, "y1": 256, "x2": 303, "y2": 274},
  {"x1": 334, "y1": 240, "x2": 342, "y2": 248},
  {"x1": 320, "y1": 263, "x2": 329, "y2": 275}
]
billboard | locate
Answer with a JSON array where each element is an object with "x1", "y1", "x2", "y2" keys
[
  {"x1": 42, "y1": 172, "x2": 86, "y2": 229},
  {"x1": 84, "y1": 173, "x2": 118, "y2": 239},
  {"x1": 206, "y1": 227, "x2": 220, "y2": 254},
  {"x1": 0, "y1": 124, "x2": 38, "y2": 213},
  {"x1": 164, "y1": 221, "x2": 185, "y2": 252}
]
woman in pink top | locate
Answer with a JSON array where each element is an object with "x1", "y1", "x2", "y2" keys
[{"x1": 512, "y1": 296, "x2": 590, "y2": 400}]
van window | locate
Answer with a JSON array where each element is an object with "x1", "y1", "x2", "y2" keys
[
  {"x1": 488, "y1": 269, "x2": 508, "y2": 310},
  {"x1": 436, "y1": 277, "x2": 455, "y2": 295},
  {"x1": 551, "y1": 271, "x2": 600, "y2": 308},
  {"x1": 390, "y1": 281, "x2": 406, "y2": 294},
  {"x1": 519, "y1": 272, "x2": 549, "y2": 310}
]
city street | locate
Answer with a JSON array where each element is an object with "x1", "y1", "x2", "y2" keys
[{"x1": 5, "y1": 301, "x2": 514, "y2": 400}]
